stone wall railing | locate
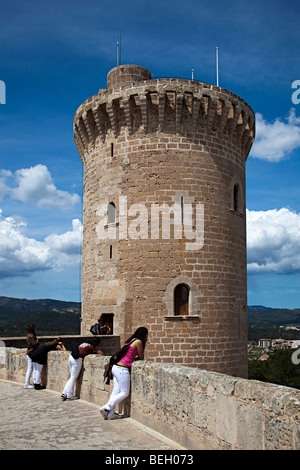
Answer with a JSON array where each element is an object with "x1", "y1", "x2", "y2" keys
[
  {"x1": 0, "y1": 335, "x2": 120, "y2": 355},
  {"x1": 0, "y1": 345, "x2": 299, "y2": 450}
]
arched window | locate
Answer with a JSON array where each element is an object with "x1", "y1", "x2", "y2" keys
[
  {"x1": 174, "y1": 284, "x2": 189, "y2": 315},
  {"x1": 107, "y1": 202, "x2": 116, "y2": 224}
]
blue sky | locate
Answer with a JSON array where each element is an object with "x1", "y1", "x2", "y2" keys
[{"x1": 0, "y1": 0, "x2": 300, "y2": 308}]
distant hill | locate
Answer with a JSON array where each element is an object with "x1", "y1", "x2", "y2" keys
[
  {"x1": 1, "y1": 296, "x2": 300, "y2": 338},
  {"x1": 0, "y1": 296, "x2": 81, "y2": 336},
  {"x1": 248, "y1": 306, "x2": 300, "y2": 326},
  {"x1": 247, "y1": 305, "x2": 273, "y2": 312},
  {"x1": 247, "y1": 305, "x2": 300, "y2": 342}
]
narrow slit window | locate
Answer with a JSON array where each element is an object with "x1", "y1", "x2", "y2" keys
[
  {"x1": 233, "y1": 184, "x2": 240, "y2": 212},
  {"x1": 109, "y1": 245, "x2": 113, "y2": 259},
  {"x1": 174, "y1": 284, "x2": 189, "y2": 316},
  {"x1": 181, "y1": 196, "x2": 184, "y2": 224},
  {"x1": 111, "y1": 143, "x2": 114, "y2": 157},
  {"x1": 107, "y1": 202, "x2": 116, "y2": 224}
]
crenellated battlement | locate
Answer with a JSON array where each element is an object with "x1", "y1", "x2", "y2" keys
[{"x1": 73, "y1": 69, "x2": 255, "y2": 160}]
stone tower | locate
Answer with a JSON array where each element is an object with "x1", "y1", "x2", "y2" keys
[{"x1": 74, "y1": 64, "x2": 255, "y2": 378}]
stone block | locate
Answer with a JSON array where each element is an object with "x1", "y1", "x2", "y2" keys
[
  {"x1": 236, "y1": 402, "x2": 263, "y2": 450},
  {"x1": 215, "y1": 393, "x2": 237, "y2": 446}
]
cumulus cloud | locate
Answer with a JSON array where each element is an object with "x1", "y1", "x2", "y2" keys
[
  {"x1": 0, "y1": 164, "x2": 80, "y2": 210},
  {"x1": 0, "y1": 210, "x2": 82, "y2": 278},
  {"x1": 247, "y1": 208, "x2": 300, "y2": 274},
  {"x1": 250, "y1": 108, "x2": 300, "y2": 162}
]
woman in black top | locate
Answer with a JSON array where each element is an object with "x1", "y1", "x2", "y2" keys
[
  {"x1": 29, "y1": 337, "x2": 66, "y2": 390},
  {"x1": 24, "y1": 324, "x2": 39, "y2": 389}
]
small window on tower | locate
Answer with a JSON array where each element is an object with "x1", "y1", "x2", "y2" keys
[
  {"x1": 111, "y1": 143, "x2": 114, "y2": 157},
  {"x1": 174, "y1": 284, "x2": 189, "y2": 316},
  {"x1": 233, "y1": 183, "x2": 241, "y2": 213},
  {"x1": 107, "y1": 202, "x2": 116, "y2": 224}
]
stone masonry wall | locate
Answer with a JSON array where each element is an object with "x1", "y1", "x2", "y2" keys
[
  {"x1": 74, "y1": 66, "x2": 255, "y2": 378},
  {"x1": 1, "y1": 347, "x2": 299, "y2": 450}
]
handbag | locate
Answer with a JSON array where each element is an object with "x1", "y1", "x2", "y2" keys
[
  {"x1": 103, "y1": 362, "x2": 113, "y2": 385},
  {"x1": 71, "y1": 344, "x2": 80, "y2": 359},
  {"x1": 103, "y1": 339, "x2": 135, "y2": 385}
]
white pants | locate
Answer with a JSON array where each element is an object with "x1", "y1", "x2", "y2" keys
[
  {"x1": 104, "y1": 365, "x2": 131, "y2": 417},
  {"x1": 32, "y1": 362, "x2": 43, "y2": 385},
  {"x1": 25, "y1": 355, "x2": 33, "y2": 386},
  {"x1": 62, "y1": 355, "x2": 83, "y2": 398}
]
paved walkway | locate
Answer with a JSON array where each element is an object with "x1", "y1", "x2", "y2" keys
[{"x1": 0, "y1": 380, "x2": 185, "y2": 451}]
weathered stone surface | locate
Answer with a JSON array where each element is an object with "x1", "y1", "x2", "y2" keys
[{"x1": 2, "y1": 347, "x2": 299, "y2": 450}]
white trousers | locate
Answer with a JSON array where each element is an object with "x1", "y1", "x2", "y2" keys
[
  {"x1": 33, "y1": 362, "x2": 43, "y2": 385},
  {"x1": 104, "y1": 365, "x2": 131, "y2": 417},
  {"x1": 25, "y1": 355, "x2": 33, "y2": 386},
  {"x1": 62, "y1": 355, "x2": 83, "y2": 398}
]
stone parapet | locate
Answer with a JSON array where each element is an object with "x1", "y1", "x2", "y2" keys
[
  {"x1": 1, "y1": 347, "x2": 299, "y2": 450},
  {"x1": 0, "y1": 335, "x2": 120, "y2": 356},
  {"x1": 74, "y1": 74, "x2": 255, "y2": 160}
]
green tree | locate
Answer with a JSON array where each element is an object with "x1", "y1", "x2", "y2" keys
[{"x1": 248, "y1": 349, "x2": 300, "y2": 390}]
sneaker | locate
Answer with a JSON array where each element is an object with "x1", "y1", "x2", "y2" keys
[
  {"x1": 61, "y1": 394, "x2": 67, "y2": 401},
  {"x1": 66, "y1": 396, "x2": 79, "y2": 401},
  {"x1": 107, "y1": 412, "x2": 119, "y2": 420},
  {"x1": 24, "y1": 384, "x2": 34, "y2": 389},
  {"x1": 99, "y1": 406, "x2": 109, "y2": 419},
  {"x1": 34, "y1": 384, "x2": 46, "y2": 390}
]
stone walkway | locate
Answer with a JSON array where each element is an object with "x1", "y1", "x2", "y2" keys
[{"x1": 0, "y1": 380, "x2": 185, "y2": 451}]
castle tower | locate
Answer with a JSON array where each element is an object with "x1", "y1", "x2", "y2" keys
[{"x1": 74, "y1": 64, "x2": 255, "y2": 378}]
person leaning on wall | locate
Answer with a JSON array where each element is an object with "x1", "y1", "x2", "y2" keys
[
  {"x1": 61, "y1": 338, "x2": 103, "y2": 401},
  {"x1": 90, "y1": 315, "x2": 111, "y2": 335},
  {"x1": 28, "y1": 337, "x2": 66, "y2": 390},
  {"x1": 100, "y1": 327, "x2": 148, "y2": 420},
  {"x1": 24, "y1": 324, "x2": 39, "y2": 389}
]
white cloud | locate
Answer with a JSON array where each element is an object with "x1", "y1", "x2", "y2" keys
[
  {"x1": 250, "y1": 108, "x2": 300, "y2": 162},
  {"x1": 0, "y1": 210, "x2": 82, "y2": 279},
  {"x1": 0, "y1": 164, "x2": 80, "y2": 210},
  {"x1": 247, "y1": 207, "x2": 300, "y2": 274}
]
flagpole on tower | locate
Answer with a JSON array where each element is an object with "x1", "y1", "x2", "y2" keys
[
  {"x1": 117, "y1": 31, "x2": 121, "y2": 66},
  {"x1": 216, "y1": 46, "x2": 219, "y2": 87}
]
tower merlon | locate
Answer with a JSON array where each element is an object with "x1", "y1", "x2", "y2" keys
[{"x1": 73, "y1": 65, "x2": 255, "y2": 161}]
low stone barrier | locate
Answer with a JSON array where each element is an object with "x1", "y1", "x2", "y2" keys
[
  {"x1": 0, "y1": 335, "x2": 120, "y2": 355},
  {"x1": 0, "y1": 346, "x2": 299, "y2": 450}
]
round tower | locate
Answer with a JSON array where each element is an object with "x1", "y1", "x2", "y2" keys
[{"x1": 74, "y1": 64, "x2": 255, "y2": 378}]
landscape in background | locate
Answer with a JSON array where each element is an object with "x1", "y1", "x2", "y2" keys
[
  {"x1": 0, "y1": 296, "x2": 81, "y2": 336},
  {"x1": 1, "y1": 296, "x2": 299, "y2": 339},
  {"x1": 0, "y1": 296, "x2": 299, "y2": 389}
]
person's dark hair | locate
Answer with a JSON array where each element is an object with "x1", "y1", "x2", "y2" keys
[
  {"x1": 45, "y1": 338, "x2": 61, "y2": 347},
  {"x1": 27, "y1": 324, "x2": 36, "y2": 334},
  {"x1": 89, "y1": 337, "x2": 101, "y2": 347},
  {"x1": 125, "y1": 327, "x2": 148, "y2": 347}
]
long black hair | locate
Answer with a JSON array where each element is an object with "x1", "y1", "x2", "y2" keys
[
  {"x1": 125, "y1": 327, "x2": 148, "y2": 347},
  {"x1": 27, "y1": 324, "x2": 36, "y2": 334}
]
